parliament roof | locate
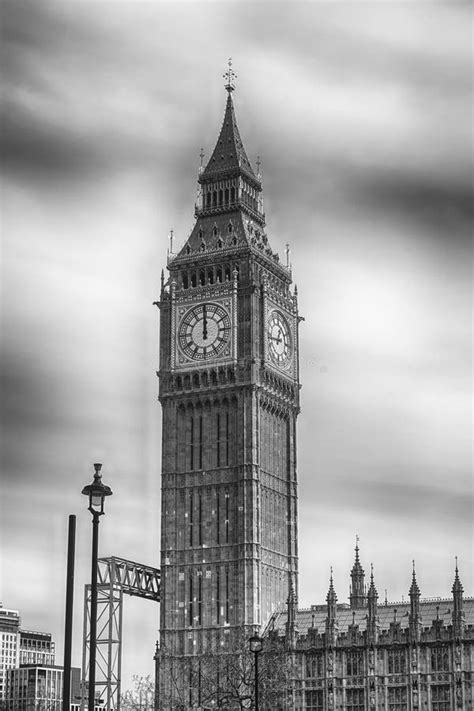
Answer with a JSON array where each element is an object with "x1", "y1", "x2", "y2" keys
[{"x1": 269, "y1": 598, "x2": 474, "y2": 636}]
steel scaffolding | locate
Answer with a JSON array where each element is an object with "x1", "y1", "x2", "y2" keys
[{"x1": 82, "y1": 557, "x2": 161, "y2": 711}]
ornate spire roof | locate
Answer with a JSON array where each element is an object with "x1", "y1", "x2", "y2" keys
[
  {"x1": 171, "y1": 64, "x2": 293, "y2": 269},
  {"x1": 327, "y1": 568, "x2": 337, "y2": 605},
  {"x1": 452, "y1": 557, "x2": 464, "y2": 596},
  {"x1": 351, "y1": 535, "x2": 364, "y2": 576},
  {"x1": 409, "y1": 560, "x2": 420, "y2": 598},
  {"x1": 367, "y1": 564, "x2": 378, "y2": 600},
  {"x1": 350, "y1": 536, "x2": 366, "y2": 609},
  {"x1": 201, "y1": 85, "x2": 257, "y2": 183}
]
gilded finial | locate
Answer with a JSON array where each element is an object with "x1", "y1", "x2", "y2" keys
[{"x1": 223, "y1": 58, "x2": 237, "y2": 93}]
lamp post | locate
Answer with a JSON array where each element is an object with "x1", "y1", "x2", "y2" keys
[
  {"x1": 82, "y1": 463, "x2": 112, "y2": 711},
  {"x1": 249, "y1": 635, "x2": 263, "y2": 711}
]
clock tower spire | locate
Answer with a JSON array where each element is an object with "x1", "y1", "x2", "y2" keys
[{"x1": 155, "y1": 67, "x2": 300, "y2": 707}]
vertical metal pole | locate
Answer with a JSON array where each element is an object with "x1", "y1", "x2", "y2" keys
[
  {"x1": 63, "y1": 515, "x2": 76, "y2": 711},
  {"x1": 89, "y1": 512, "x2": 100, "y2": 711},
  {"x1": 254, "y1": 652, "x2": 259, "y2": 711}
]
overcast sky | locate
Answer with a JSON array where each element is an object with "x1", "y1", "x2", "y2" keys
[{"x1": 1, "y1": 0, "x2": 472, "y2": 690}]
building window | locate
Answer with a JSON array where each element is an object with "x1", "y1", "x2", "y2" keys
[
  {"x1": 198, "y1": 492, "x2": 203, "y2": 546},
  {"x1": 198, "y1": 415, "x2": 203, "y2": 469},
  {"x1": 216, "y1": 413, "x2": 221, "y2": 467},
  {"x1": 346, "y1": 688, "x2": 364, "y2": 711},
  {"x1": 189, "y1": 490, "x2": 194, "y2": 546},
  {"x1": 189, "y1": 415, "x2": 195, "y2": 470},
  {"x1": 225, "y1": 411, "x2": 230, "y2": 465},
  {"x1": 346, "y1": 651, "x2": 363, "y2": 676},
  {"x1": 305, "y1": 689, "x2": 324, "y2": 710},
  {"x1": 225, "y1": 566, "x2": 230, "y2": 624},
  {"x1": 188, "y1": 571, "x2": 194, "y2": 626},
  {"x1": 197, "y1": 570, "x2": 203, "y2": 626},
  {"x1": 216, "y1": 567, "x2": 221, "y2": 623},
  {"x1": 216, "y1": 489, "x2": 221, "y2": 544},
  {"x1": 388, "y1": 649, "x2": 406, "y2": 674},
  {"x1": 388, "y1": 686, "x2": 407, "y2": 710},
  {"x1": 431, "y1": 646, "x2": 449, "y2": 672},
  {"x1": 431, "y1": 685, "x2": 451, "y2": 711},
  {"x1": 225, "y1": 491, "x2": 230, "y2": 543},
  {"x1": 305, "y1": 653, "x2": 324, "y2": 678}
]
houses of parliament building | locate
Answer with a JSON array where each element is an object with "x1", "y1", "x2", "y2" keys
[{"x1": 154, "y1": 64, "x2": 473, "y2": 709}]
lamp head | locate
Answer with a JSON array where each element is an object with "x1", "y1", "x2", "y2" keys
[
  {"x1": 82, "y1": 463, "x2": 113, "y2": 515},
  {"x1": 249, "y1": 635, "x2": 263, "y2": 654}
]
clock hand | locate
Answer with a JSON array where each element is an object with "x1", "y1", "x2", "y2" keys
[{"x1": 202, "y1": 304, "x2": 208, "y2": 340}]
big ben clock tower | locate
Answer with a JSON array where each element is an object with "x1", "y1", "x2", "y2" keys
[{"x1": 155, "y1": 64, "x2": 300, "y2": 705}]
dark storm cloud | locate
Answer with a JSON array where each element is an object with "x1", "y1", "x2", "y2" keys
[
  {"x1": 1, "y1": 100, "x2": 103, "y2": 178},
  {"x1": 239, "y1": 1, "x2": 470, "y2": 93},
  {"x1": 267, "y1": 152, "x2": 473, "y2": 238},
  {"x1": 359, "y1": 174, "x2": 473, "y2": 236},
  {"x1": 0, "y1": 1, "x2": 177, "y2": 181},
  {"x1": 304, "y1": 470, "x2": 472, "y2": 527},
  {"x1": 1, "y1": 2, "x2": 107, "y2": 177}
]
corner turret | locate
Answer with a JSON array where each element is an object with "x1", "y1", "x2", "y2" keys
[
  {"x1": 350, "y1": 536, "x2": 366, "y2": 609},
  {"x1": 326, "y1": 569, "x2": 338, "y2": 647},
  {"x1": 286, "y1": 575, "x2": 298, "y2": 650},
  {"x1": 452, "y1": 557, "x2": 464, "y2": 640},
  {"x1": 367, "y1": 564, "x2": 379, "y2": 644},
  {"x1": 409, "y1": 561, "x2": 422, "y2": 643}
]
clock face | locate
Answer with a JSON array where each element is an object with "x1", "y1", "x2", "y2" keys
[
  {"x1": 267, "y1": 311, "x2": 292, "y2": 368},
  {"x1": 178, "y1": 303, "x2": 231, "y2": 360}
]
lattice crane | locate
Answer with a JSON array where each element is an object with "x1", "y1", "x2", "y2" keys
[{"x1": 82, "y1": 557, "x2": 160, "y2": 711}]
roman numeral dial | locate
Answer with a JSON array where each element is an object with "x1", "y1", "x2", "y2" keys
[
  {"x1": 178, "y1": 303, "x2": 231, "y2": 361},
  {"x1": 267, "y1": 310, "x2": 292, "y2": 369}
]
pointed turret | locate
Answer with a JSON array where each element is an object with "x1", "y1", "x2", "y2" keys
[
  {"x1": 367, "y1": 564, "x2": 379, "y2": 644},
  {"x1": 409, "y1": 561, "x2": 421, "y2": 643},
  {"x1": 452, "y1": 557, "x2": 464, "y2": 639},
  {"x1": 286, "y1": 576, "x2": 298, "y2": 650},
  {"x1": 326, "y1": 569, "x2": 338, "y2": 646},
  {"x1": 350, "y1": 536, "x2": 366, "y2": 609}
]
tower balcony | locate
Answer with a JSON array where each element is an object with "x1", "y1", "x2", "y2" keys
[{"x1": 194, "y1": 198, "x2": 265, "y2": 226}]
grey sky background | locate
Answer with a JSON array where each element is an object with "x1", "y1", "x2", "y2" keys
[{"x1": 1, "y1": 0, "x2": 472, "y2": 688}]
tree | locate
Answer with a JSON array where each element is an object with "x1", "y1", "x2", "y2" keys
[
  {"x1": 156, "y1": 632, "x2": 293, "y2": 710},
  {"x1": 120, "y1": 676, "x2": 155, "y2": 711}
]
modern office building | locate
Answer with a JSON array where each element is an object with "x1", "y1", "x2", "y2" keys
[
  {"x1": 5, "y1": 665, "x2": 81, "y2": 711},
  {"x1": 19, "y1": 630, "x2": 55, "y2": 667},
  {"x1": 0, "y1": 606, "x2": 20, "y2": 702},
  {"x1": 1, "y1": 605, "x2": 59, "y2": 708}
]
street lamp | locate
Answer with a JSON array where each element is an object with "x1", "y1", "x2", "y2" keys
[
  {"x1": 249, "y1": 635, "x2": 263, "y2": 711},
  {"x1": 82, "y1": 463, "x2": 112, "y2": 711}
]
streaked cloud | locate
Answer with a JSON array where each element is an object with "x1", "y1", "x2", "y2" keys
[{"x1": 1, "y1": 0, "x2": 471, "y2": 689}]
